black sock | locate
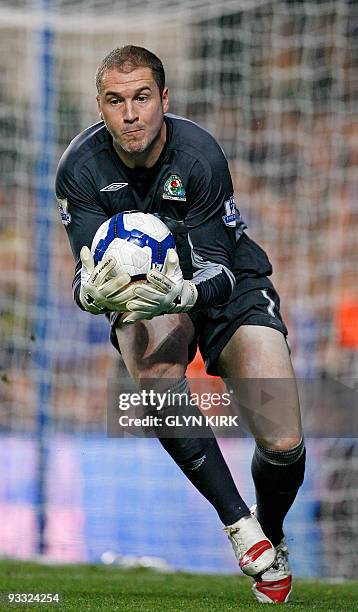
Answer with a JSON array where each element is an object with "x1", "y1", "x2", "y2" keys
[
  {"x1": 151, "y1": 378, "x2": 250, "y2": 525},
  {"x1": 160, "y1": 436, "x2": 250, "y2": 525},
  {"x1": 251, "y1": 440, "x2": 306, "y2": 546}
]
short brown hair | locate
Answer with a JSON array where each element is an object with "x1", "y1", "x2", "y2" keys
[{"x1": 96, "y1": 45, "x2": 166, "y2": 96}]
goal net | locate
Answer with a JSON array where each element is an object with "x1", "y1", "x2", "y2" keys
[{"x1": 0, "y1": 0, "x2": 357, "y2": 578}]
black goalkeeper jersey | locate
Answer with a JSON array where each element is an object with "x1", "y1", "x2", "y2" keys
[{"x1": 55, "y1": 113, "x2": 250, "y2": 311}]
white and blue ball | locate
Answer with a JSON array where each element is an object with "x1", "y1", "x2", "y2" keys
[{"x1": 91, "y1": 211, "x2": 181, "y2": 283}]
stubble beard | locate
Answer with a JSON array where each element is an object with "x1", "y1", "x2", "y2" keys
[
  {"x1": 118, "y1": 133, "x2": 147, "y2": 154},
  {"x1": 113, "y1": 122, "x2": 163, "y2": 159}
]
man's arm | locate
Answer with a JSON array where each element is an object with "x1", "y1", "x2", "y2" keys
[
  {"x1": 184, "y1": 150, "x2": 238, "y2": 309},
  {"x1": 55, "y1": 156, "x2": 133, "y2": 314},
  {"x1": 55, "y1": 158, "x2": 109, "y2": 310}
]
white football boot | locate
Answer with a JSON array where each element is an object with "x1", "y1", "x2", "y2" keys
[
  {"x1": 250, "y1": 505, "x2": 292, "y2": 604},
  {"x1": 224, "y1": 514, "x2": 276, "y2": 577}
]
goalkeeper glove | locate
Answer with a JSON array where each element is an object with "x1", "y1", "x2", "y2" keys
[
  {"x1": 79, "y1": 246, "x2": 135, "y2": 314},
  {"x1": 122, "y1": 249, "x2": 197, "y2": 324}
]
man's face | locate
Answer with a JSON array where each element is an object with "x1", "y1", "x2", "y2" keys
[{"x1": 97, "y1": 66, "x2": 169, "y2": 157}]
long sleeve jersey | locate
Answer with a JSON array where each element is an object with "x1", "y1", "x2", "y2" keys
[{"x1": 55, "y1": 113, "x2": 252, "y2": 311}]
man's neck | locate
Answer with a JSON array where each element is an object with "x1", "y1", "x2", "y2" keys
[{"x1": 113, "y1": 121, "x2": 167, "y2": 169}]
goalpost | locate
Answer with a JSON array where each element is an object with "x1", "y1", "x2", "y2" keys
[{"x1": 0, "y1": 0, "x2": 356, "y2": 577}]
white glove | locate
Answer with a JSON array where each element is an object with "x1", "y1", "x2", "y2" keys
[
  {"x1": 79, "y1": 246, "x2": 135, "y2": 314},
  {"x1": 122, "y1": 249, "x2": 197, "y2": 324}
]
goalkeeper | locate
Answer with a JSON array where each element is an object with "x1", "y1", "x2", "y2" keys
[{"x1": 56, "y1": 45, "x2": 305, "y2": 604}]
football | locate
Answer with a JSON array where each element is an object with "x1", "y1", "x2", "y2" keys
[{"x1": 91, "y1": 211, "x2": 182, "y2": 284}]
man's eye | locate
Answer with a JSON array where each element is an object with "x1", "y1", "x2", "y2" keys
[
  {"x1": 137, "y1": 95, "x2": 148, "y2": 102},
  {"x1": 110, "y1": 99, "x2": 120, "y2": 105}
]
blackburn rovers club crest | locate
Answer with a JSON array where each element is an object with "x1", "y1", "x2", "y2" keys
[
  {"x1": 162, "y1": 174, "x2": 186, "y2": 202},
  {"x1": 57, "y1": 197, "x2": 71, "y2": 226}
]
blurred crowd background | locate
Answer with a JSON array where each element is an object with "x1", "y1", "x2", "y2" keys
[{"x1": 0, "y1": 0, "x2": 357, "y2": 578}]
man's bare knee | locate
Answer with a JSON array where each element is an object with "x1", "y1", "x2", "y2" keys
[
  {"x1": 255, "y1": 436, "x2": 303, "y2": 452},
  {"x1": 137, "y1": 363, "x2": 187, "y2": 387}
]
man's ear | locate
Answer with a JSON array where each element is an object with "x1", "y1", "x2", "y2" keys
[
  {"x1": 96, "y1": 95, "x2": 103, "y2": 119},
  {"x1": 162, "y1": 87, "x2": 169, "y2": 113}
]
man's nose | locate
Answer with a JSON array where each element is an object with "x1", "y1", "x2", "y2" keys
[{"x1": 123, "y1": 102, "x2": 138, "y2": 123}]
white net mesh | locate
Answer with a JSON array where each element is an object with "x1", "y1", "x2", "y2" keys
[{"x1": 0, "y1": 0, "x2": 357, "y2": 577}]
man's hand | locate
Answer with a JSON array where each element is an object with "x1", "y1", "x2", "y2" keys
[
  {"x1": 80, "y1": 246, "x2": 135, "y2": 314},
  {"x1": 122, "y1": 249, "x2": 197, "y2": 324}
]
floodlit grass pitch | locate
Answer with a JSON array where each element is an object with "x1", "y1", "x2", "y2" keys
[{"x1": 0, "y1": 561, "x2": 357, "y2": 611}]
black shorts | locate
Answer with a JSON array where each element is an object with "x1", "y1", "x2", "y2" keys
[
  {"x1": 189, "y1": 278, "x2": 287, "y2": 375},
  {"x1": 109, "y1": 233, "x2": 288, "y2": 375},
  {"x1": 189, "y1": 233, "x2": 288, "y2": 375}
]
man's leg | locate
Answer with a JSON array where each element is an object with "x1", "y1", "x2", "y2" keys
[
  {"x1": 217, "y1": 325, "x2": 305, "y2": 547},
  {"x1": 217, "y1": 325, "x2": 304, "y2": 601},
  {"x1": 115, "y1": 314, "x2": 249, "y2": 525},
  {"x1": 114, "y1": 314, "x2": 276, "y2": 576}
]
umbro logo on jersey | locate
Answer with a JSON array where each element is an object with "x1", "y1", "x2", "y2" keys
[{"x1": 100, "y1": 182, "x2": 128, "y2": 192}]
